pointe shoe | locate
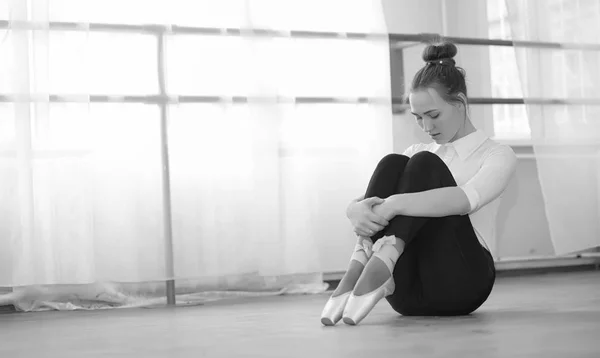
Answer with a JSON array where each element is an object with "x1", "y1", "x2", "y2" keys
[
  {"x1": 320, "y1": 237, "x2": 375, "y2": 326},
  {"x1": 320, "y1": 292, "x2": 351, "y2": 326},
  {"x1": 342, "y1": 236, "x2": 400, "y2": 325},
  {"x1": 342, "y1": 276, "x2": 395, "y2": 326}
]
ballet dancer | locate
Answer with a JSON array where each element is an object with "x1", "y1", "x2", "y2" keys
[{"x1": 321, "y1": 41, "x2": 517, "y2": 326}]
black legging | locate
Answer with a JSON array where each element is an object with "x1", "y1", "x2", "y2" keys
[{"x1": 365, "y1": 151, "x2": 496, "y2": 316}]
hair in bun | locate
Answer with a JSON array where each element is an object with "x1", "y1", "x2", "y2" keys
[
  {"x1": 410, "y1": 40, "x2": 467, "y2": 108},
  {"x1": 422, "y1": 42, "x2": 458, "y2": 65}
]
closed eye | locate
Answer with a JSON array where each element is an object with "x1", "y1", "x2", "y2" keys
[{"x1": 411, "y1": 111, "x2": 439, "y2": 119}]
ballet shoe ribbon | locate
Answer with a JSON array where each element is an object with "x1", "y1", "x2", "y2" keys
[
  {"x1": 359, "y1": 238, "x2": 373, "y2": 258},
  {"x1": 372, "y1": 236, "x2": 399, "y2": 274},
  {"x1": 372, "y1": 236, "x2": 397, "y2": 253}
]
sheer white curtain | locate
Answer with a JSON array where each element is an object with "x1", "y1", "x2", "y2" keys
[
  {"x1": 0, "y1": 0, "x2": 393, "y2": 309},
  {"x1": 506, "y1": 0, "x2": 600, "y2": 255}
]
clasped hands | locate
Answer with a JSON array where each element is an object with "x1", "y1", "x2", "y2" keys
[{"x1": 346, "y1": 195, "x2": 398, "y2": 237}]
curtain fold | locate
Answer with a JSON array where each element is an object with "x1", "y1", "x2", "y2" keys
[
  {"x1": 0, "y1": 0, "x2": 393, "y2": 310},
  {"x1": 506, "y1": 0, "x2": 600, "y2": 255}
]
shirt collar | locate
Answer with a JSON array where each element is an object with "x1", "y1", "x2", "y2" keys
[{"x1": 433, "y1": 130, "x2": 489, "y2": 160}]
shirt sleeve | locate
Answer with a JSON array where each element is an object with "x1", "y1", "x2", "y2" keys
[{"x1": 459, "y1": 145, "x2": 517, "y2": 214}]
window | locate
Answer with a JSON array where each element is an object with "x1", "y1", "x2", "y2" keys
[
  {"x1": 0, "y1": 1, "x2": 395, "y2": 281},
  {"x1": 0, "y1": 1, "x2": 392, "y2": 152},
  {"x1": 486, "y1": 0, "x2": 600, "y2": 142},
  {"x1": 486, "y1": 0, "x2": 530, "y2": 141}
]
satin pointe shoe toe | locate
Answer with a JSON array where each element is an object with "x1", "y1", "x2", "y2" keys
[
  {"x1": 342, "y1": 236, "x2": 400, "y2": 326},
  {"x1": 320, "y1": 291, "x2": 351, "y2": 326},
  {"x1": 342, "y1": 276, "x2": 395, "y2": 326},
  {"x1": 320, "y1": 238, "x2": 374, "y2": 326}
]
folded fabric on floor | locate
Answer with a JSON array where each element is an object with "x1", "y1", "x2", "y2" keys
[{"x1": 0, "y1": 273, "x2": 328, "y2": 312}]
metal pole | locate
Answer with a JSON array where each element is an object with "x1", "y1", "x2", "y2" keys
[
  {"x1": 161, "y1": 104, "x2": 176, "y2": 306},
  {"x1": 156, "y1": 29, "x2": 176, "y2": 306}
]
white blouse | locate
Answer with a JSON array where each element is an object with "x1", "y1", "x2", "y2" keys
[{"x1": 402, "y1": 130, "x2": 518, "y2": 254}]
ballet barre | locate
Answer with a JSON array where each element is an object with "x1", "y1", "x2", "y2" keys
[
  {"x1": 0, "y1": 20, "x2": 387, "y2": 41},
  {"x1": 394, "y1": 97, "x2": 600, "y2": 106},
  {"x1": 3, "y1": 95, "x2": 600, "y2": 107},
  {"x1": 392, "y1": 97, "x2": 600, "y2": 114},
  {"x1": 0, "y1": 94, "x2": 387, "y2": 104},
  {"x1": 390, "y1": 33, "x2": 600, "y2": 52},
  {"x1": 2, "y1": 19, "x2": 600, "y2": 53}
]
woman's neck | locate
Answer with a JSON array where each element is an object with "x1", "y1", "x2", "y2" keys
[{"x1": 450, "y1": 119, "x2": 476, "y2": 143}]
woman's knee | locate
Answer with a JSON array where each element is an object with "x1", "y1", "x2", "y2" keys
[
  {"x1": 376, "y1": 153, "x2": 410, "y2": 171},
  {"x1": 403, "y1": 151, "x2": 455, "y2": 185},
  {"x1": 408, "y1": 151, "x2": 445, "y2": 169}
]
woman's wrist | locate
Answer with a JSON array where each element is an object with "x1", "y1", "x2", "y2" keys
[{"x1": 388, "y1": 194, "x2": 404, "y2": 216}]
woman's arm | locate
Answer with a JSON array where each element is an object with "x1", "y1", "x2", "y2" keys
[
  {"x1": 378, "y1": 145, "x2": 517, "y2": 219},
  {"x1": 386, "y1": 187, "x2": 471, "y2": 218}
]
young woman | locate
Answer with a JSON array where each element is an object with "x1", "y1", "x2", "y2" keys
[{"x1": 321, "y1": 41, "x2": 517, "y2": 326}]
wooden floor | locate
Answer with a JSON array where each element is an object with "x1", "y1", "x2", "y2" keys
[{"x1": 1, "y1": 271, "x2": 599, "y2": 358}]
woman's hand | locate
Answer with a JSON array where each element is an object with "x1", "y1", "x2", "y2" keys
[
  {"x1": 372, "y1": 198, "x2": 398, "y2": 222},
  {"x1": 346, "y1": 197, "x2": 390, "y2": 237}
]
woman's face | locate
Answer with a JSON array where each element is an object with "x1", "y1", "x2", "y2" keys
[{"x1": 409, "y1": 87, "x2": 465, "y2": 144}]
